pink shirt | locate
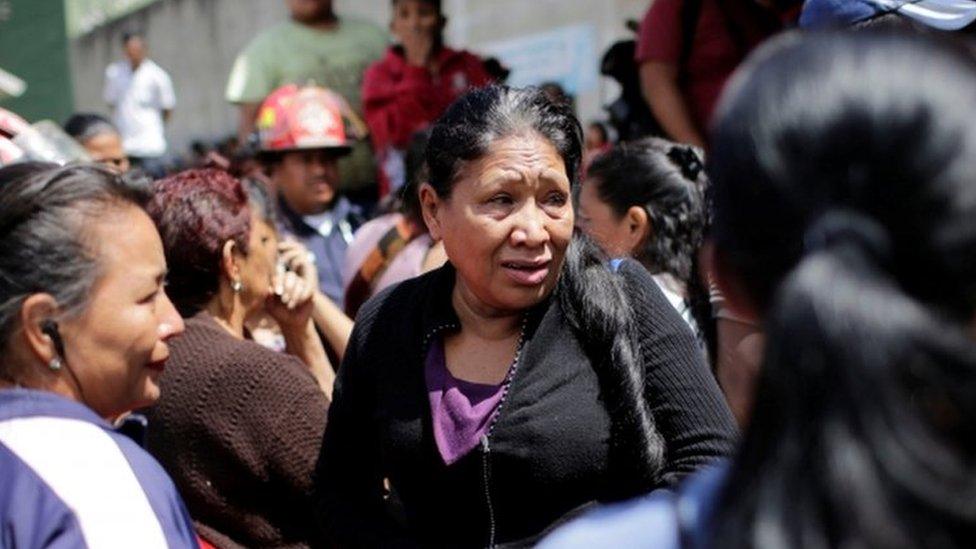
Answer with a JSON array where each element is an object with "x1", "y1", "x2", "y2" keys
[{"x1": 341, "y1": 213, "x2": 434, "y2": 304}]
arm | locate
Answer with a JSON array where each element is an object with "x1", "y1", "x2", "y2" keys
[
  {"x1": 158, "y1": 70, "x2": 176, "y2": 124},
  {"x1": 311, "y1": 291, "x2": 353, "y2": 362},
  {"x1": 635, "y1": 0, "x2": 706, "y2": 148},
  {"x1": 639, "y1": 61, "x2": 705, "y2": 148},
  {"x1": 715, "y1": 317, "x2": 764, "y2": 428},
  {"x1": 225, "y1": 44, "x2": 273, "y2": 141},
  {"x1": 281, "y1": 320, "x2": 335, "y2": 398},
  {"x1": 621, "y1": 263, "x2": 738, "y2": 487},
  {"x1": 313, "y1": 313, "x2": 416, "y2": 547},
  {"x1": 271, "y1": 241, "x2": 337, "y2": 396}
]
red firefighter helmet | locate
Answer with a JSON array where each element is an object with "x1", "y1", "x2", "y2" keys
[{"x1": 256, "y1": 84, "x2": 353, "y2": 155}]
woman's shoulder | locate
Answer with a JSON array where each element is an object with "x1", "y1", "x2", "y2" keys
[
  {"x1": 615, "y1": 260, "x2": 696, "y2": 335},
  {"x1": 0, "y1": 399, "x2": 197, "y2": 547},
  {"x1": 174, "y1": 314, "x2": 316, "y2": 390}
]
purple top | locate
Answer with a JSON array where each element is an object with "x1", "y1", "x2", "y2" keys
[{"x1": 425, "y1": 337, "x2": 506, "y2": 465}]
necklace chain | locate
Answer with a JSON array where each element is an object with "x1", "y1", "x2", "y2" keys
[{"x1": 485, "y1": 314, "x2": 529, "y2": 440}]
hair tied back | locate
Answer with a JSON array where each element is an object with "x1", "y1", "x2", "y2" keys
[
  {"x1": 803, "y1": 209, "x2": 894, "y2": 266},
  {"x1": 666, "y1": 145, "x2": 704, "y2": 182}
]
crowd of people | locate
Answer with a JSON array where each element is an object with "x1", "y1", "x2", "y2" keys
[{"x1": 2, "y1": 0, "x2": 976, "y2": 547}]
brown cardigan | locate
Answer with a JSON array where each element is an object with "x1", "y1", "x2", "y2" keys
[{"x1": 146, "y1": 312, "x2": 330, "y2": 548}]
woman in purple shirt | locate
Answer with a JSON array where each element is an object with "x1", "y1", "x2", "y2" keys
[{"x1": 315, "y1": 86, "x2": 737, "y2": 547}]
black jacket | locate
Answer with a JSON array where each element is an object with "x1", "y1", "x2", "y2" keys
[{"x1": 315, "y1": 261, "x2": 737, "y2": 548}]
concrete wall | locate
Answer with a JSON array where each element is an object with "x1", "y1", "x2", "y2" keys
[{"x1": 70, "y1": 0, "x2": 651, "y2": 155}]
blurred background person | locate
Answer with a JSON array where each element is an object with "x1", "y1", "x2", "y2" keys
[
  {"x1": 145, "y1": 168, "x2": 333, "y2": 548},
  {"x1": 581, "y1": 120, "x2": 613, "y2": 175},
  {"x1": 362, "y1": 0, "x2": 492, "y2": 196},
  {"x1": 576, "y1": 138, "x2": 713, "y2": 359},
  {"x1": 103, "y1": 32, "x2": 176, "y2": 178},
  {"x1": 226, "y1": 0, "x2": 387, "y2": 205},
  {"x1": 636, "y1": 0, "x2": 791, "y2": 148},
  {"x1": 342, "y1": 130, "x2": 447, "y2": 317},
  {"x1": 0, "y1": 162, "x2": 196, "y2": 547},
  {"x1": 543, "y1": 30, "x2": 976, "y2": 548},
  {"x1": 63, "y1": 112, "x2": 131, "y2": 174},
  {"x1": 316, "y1": 86, "x2": 736, "y2": 547},
  {"x1": 257, "y1": 84, "x2": 365, "y2": 310}
]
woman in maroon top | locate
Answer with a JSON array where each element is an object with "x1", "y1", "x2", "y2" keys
[
  {"x1": 362, "y1": 0, "x2": 492, "y2": 195},
  {"x1": 636, "y1": 0, "x2": 793, "y2": 148}
]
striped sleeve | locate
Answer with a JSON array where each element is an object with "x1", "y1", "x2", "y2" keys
[{"x1": 0, "y1": 416, "x2": 198, "y2": 548}]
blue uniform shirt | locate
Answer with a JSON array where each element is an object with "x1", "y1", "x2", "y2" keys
[{"x1": 0, "y1": 388, "x2": 199, "y2": 548}]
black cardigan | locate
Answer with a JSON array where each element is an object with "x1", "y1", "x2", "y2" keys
[{"x1": 314, "y1": 261, "x2": 737, "y2": 548}]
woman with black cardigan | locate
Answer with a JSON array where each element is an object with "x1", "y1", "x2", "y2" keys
[{"x1": 315, "y1": 85, "x2": 737, "y2": 547}]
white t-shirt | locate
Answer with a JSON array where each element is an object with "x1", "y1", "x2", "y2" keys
[{"x1": 103, "y1": 59, "x2": 175, "y2": 157}]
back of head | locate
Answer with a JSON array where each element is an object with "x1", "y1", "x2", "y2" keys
[
  {"x1": 587, "y1": 137, "x2": 707, "y2": 282},
  {"x1": 708, "y1": 31, "x2": 976, "y2": 547},
  {"x1": 0, "y1": 163, "x2": 150, "y2": 358},
  {"x1": 147, "y1": 169, "x2": 252, "y2": 316},
  {"x1": 63, "y1": 113, "x2": 118, "y2": 143}
]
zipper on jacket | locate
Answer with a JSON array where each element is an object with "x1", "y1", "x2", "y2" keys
[
  {"x1": 481, "y1": 435, "x2": 497, "y2": 548},
  {"x1": 478, "y1": 315, "x2": 528, "y2": 549}
]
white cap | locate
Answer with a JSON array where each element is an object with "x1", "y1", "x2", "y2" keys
[{"x1": 882, "y1": 0, "x2": 976, "y2": 30}]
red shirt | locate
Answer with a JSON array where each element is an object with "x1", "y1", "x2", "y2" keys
[
  {"x1": 362, "y1": 46, "x2": 492, "y2": 153},
  {"x1": 636, "y1": 0, "x2": 782, "y2": 134}
]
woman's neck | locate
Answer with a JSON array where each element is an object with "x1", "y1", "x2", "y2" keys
[
  {"x1": 204, "y1": 291, "x2": 247, "y2": 340},
  {"x1": 451, "y1": 278, "x2": 522, "y2": 341}
]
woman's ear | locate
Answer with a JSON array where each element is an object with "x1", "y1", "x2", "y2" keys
[
  {"x1": 625, "y1": 205, "x2": 650, "y2": 251},
  {"x1": 221, "y1": 240, "x2": 240, "y2": 283},
  {"x1": 419, "y1": 183, "x2": 443, "y2": 241},
  {"x1": 19, "y1": 293, "x2": 60, "y2": 366}
]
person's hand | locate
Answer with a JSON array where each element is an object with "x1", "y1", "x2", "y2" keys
[{"x1": 266, "y1": 239, "x2": 318, "y2": 330}]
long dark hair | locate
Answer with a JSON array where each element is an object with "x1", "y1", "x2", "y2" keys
[
  {"x1": 708, "y1": 31, "x2": 976, "y2": 547},
  {"x1": 586, "y1": 137, "x2": 714, "y2": 362},
  {"x1": 426, "y1": 85, "x2": 664, "y2": 494}
]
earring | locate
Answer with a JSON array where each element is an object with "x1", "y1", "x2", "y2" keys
[
  {"x1": 231, "y1": 279, "x2": 243, "y2": 293},
  {"x1": 48, "y1": 357, "x2": 62, "y2": 371}
]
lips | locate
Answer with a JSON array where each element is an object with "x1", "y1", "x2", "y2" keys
[
  {"x1": 145, "y1": 355, "x2": 169, "y2": 373},
  {"x1": 501, "y1": 258, "x2": 552, "y2": 286}
]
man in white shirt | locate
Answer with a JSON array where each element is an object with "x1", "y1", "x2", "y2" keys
[{"x1": 103, "y1": 32, "x2": 175, "y2": 177}]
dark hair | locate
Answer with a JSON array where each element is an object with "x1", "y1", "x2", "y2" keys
[
  {"x1": 63, "y1": 113, "x2": 119, "y2": 143},
  {"x1": 426, "y1": 85, "x2": 664, "y2": 494},
  {"x1": 708, "y1": 31, "x2": 976, "y2": 547},
  {"x1": 0, "y1": 163, "x2": 150, "y2": 363},
  {"x1": 587, "y1": 137, "x2": 714, "y2": 361},
  {"x1": 121, "y1": 32, "x2": 143, "y2": 46},
  {"x1": 399, "y1": 129, "x2": 430, "y2": 225},
  {"x1": 147, "y1": 169, "x2": 251, "y2": 316}
]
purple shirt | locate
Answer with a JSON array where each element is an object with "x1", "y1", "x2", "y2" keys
[{"x1": 425, "y1": 338, "x2": 506, "y2": 465}]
